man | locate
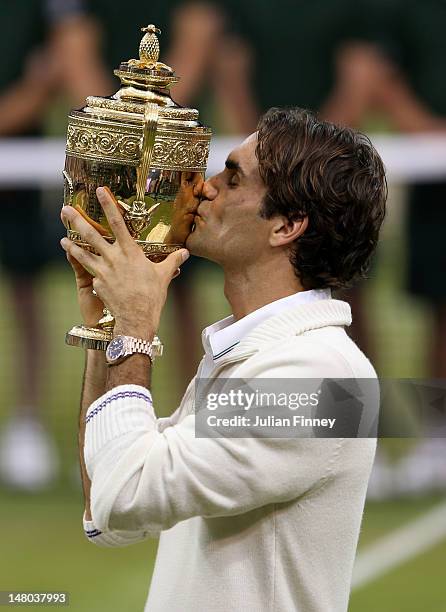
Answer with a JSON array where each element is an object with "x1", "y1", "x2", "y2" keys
[{"x1": 61, "y1": 108, "x2": 386, "y2": 611}]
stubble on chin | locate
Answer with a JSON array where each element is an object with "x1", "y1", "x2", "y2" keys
[
  {"x1": 185, "y1": 229, "x2": 199, "y2": 255},
  {"x1": 185, "y1": 227, "x2": 210, "y2": 259}
]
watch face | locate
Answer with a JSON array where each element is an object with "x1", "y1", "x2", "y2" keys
[{"x1": 106, "y1": 336, "x2": 125, "y2": 362}]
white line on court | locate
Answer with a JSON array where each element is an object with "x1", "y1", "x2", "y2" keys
[{"x1": 352, "y1": 498, "x2": 446, "y2": 590}]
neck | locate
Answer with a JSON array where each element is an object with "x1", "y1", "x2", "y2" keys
[{"x1": 223, "y1": 256, "x2": 304, "y2": 320}]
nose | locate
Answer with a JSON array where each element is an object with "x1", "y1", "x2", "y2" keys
[{"x1": 200, "y1": 176, "x2": 218, "y2": 201}]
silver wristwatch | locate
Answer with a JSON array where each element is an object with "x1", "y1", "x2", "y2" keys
[{"x1": 105, "y1": 335, "x2": 163, "y2": 365}]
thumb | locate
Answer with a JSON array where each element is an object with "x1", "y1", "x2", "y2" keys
[{"x1": 161, "y1": 248, "x2": 190, "y2": 278}]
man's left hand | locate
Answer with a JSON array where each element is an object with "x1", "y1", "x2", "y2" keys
[{"x1": 61, "y1": 186, "x2": 189, "y2": 340}]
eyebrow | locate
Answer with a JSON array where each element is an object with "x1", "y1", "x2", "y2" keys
[{"x1": 225, "y1": 157, "x2": 245, "y2": 177}]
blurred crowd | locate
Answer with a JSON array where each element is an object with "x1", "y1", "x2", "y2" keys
[{"x1": 0, "y1": 0, "x2": 445, "y2": 496}]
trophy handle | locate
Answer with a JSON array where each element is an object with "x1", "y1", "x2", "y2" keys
[
  {"x1": 136, "y1": 102, "x2": 159, "y2": 204},
  {"x1": 123, "y1": 102, "x2": 159, "y2": 237}
]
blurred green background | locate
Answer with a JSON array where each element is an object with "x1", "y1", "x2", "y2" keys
[{"x1": 1, "y1": 0, "x2": 446, "y2": 609}]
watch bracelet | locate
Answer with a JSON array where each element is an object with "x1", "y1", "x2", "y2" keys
[
  {"x1": 129, "y1": 337, "x2": 152, "y2": 361},
  {"x1": 127, "y1": 334, "x2": 163, "y2": 360}
]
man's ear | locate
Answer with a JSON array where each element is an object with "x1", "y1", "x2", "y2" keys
[{"x1": 269, "y1": 216, "x2": 308, "y2": 247}]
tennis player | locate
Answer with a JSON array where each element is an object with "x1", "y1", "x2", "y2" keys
[{"x1": 61, "y1": 107, "x2": 386, "y2": 611}]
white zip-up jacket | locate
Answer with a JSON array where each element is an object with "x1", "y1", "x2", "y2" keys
[{"x1": 83, "y1": 298, "x2": 377, "y2": 612}]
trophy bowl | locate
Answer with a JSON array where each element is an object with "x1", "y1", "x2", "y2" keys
[{"x1": 62, "y1": 24, "x2": 211, "y2": 350}]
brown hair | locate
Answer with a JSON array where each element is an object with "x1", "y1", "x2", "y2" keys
[{"x1": 256, "y1": 107, "x2": 387, "y2": 289}]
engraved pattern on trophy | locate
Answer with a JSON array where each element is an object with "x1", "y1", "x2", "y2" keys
[
  {"x1": 66, "y1": 122, "x2": 142, "y2": 165},
  {"x1": 63, "y1": 23, "x2": 211, "y2": 350},
  {"x1": 66, "y1": 120, "x2": 210, "y2": 170},
  {"x1": 151, "y1": 137, "x2": 210, "y2": 170}
]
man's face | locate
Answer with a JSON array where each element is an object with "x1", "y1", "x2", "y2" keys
[{"x1": 186, "y1": 133, "x2": 270, "y2": 267}]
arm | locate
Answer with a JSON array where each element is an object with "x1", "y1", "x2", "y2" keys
[
  {"x1": 63, "y1": 250, "x2": 107, "y2": 520},
  {"x1": 49, "y1": 13, "x2": 113, "y2": 105},
  {"x1": 170, "y1": 3, "x2": 259, "y2": 133},
  {"x1": 321, "y1": 42, "x2": 446, "y2": 132},
  {"x1": 81, "y1": 336, "x2": 378, "y2": 544},
  {"x1": 0, "y1": 49, "x2": 57, "y2": 135},
  {"x1": 81, "y1": 369, "x2": 345, "y2": 544},
  {"x1": 61, "y1": 187, "x2": 189, "y2": 541},
  {"x1": 79, "y1": 350, "x2": 107, "y2": 520},
  {"x1": 0, "y1": 4, "x2": 111, "y2": 134},
  {"x1": 165, "y1": 2, "x2": 225, "y2": 106},
  {"x1": 211, "y1": 35, "x2": 259, "y2": 134},
  {"x1": 374, "y1": 75, "x2": 446, "y2": 133}
]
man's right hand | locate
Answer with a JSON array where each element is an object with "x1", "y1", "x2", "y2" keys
[{"x1": 66, "y1": 252, "x2": 105, "y2": 328}]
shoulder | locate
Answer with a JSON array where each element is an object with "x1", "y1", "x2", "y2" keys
[{"x1": 234, "y1": 326, "x2": 377, "y2": 379}]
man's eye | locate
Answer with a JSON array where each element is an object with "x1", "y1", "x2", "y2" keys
[{"x1": 228, "y1": 176, "x2": 239, "y2": 187}]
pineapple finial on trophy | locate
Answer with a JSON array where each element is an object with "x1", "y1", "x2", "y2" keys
[
  {"x1": 140, "y1": 24, "x2": 161, "y2": 65},
  {"x1": 128, "y1": 24, "x2": 173, "y2": 73}
]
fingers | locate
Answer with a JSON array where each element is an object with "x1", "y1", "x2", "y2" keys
[
  {"x1": 61, "y1": 237, "x2": 101, "y2": 275},
  {"x1": 96, "y1": 187, "x2": 132, "y2": 246},
  {"x1": 66, "y1": 252, "x2": 95, "y2": 289},
  {"x1": 160, "y1": 248, "x2": 190, "y2": 280},
  {"x1": 66, "y1": 252, "x2": 85, "y2": 275},
  {"x1": 74, "y1": 205, "x2": 110, "y2": 237},
  {"x1": 61, "y1": 206, "x2": 111, "y2": 255}
]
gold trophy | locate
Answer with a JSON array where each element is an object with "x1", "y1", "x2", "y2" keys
[{"x1": 62, "y1": 24, "x2": 211, "y2": 350}]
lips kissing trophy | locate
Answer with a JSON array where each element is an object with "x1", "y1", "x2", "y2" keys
[{"x1": 62, "y1": 24, "x2": 211, "y2": 351}]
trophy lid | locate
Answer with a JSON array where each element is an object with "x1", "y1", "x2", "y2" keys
[
  {"x1": 66, "y1": 24, "x2": 210, "y2": 172},
  {"x1": 114, "y1": 24, "x2": 179, "y2": 90},
  {"x1": 81, "y1": 24, "x2": 204, "y2": 127}
]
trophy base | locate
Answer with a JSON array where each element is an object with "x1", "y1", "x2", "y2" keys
[
  {"x1": 65, "y1": 325, "x2": 165, "y2": 357},
  {"x1": 65, "y1": 325, "x2": 113, "y2": 351}
]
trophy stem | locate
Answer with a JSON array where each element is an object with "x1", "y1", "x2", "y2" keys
[{"x1": 98, "y1": 307, "x2": 115, "y2": 330}]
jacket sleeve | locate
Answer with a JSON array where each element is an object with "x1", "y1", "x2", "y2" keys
[{"x1": 83, "y1": 378, "x2": 348, "y2": 547}]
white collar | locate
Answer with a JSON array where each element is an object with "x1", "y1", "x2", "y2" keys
[{"x1": 202, "y1": 289, "x2": 331, "y2": 361}]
